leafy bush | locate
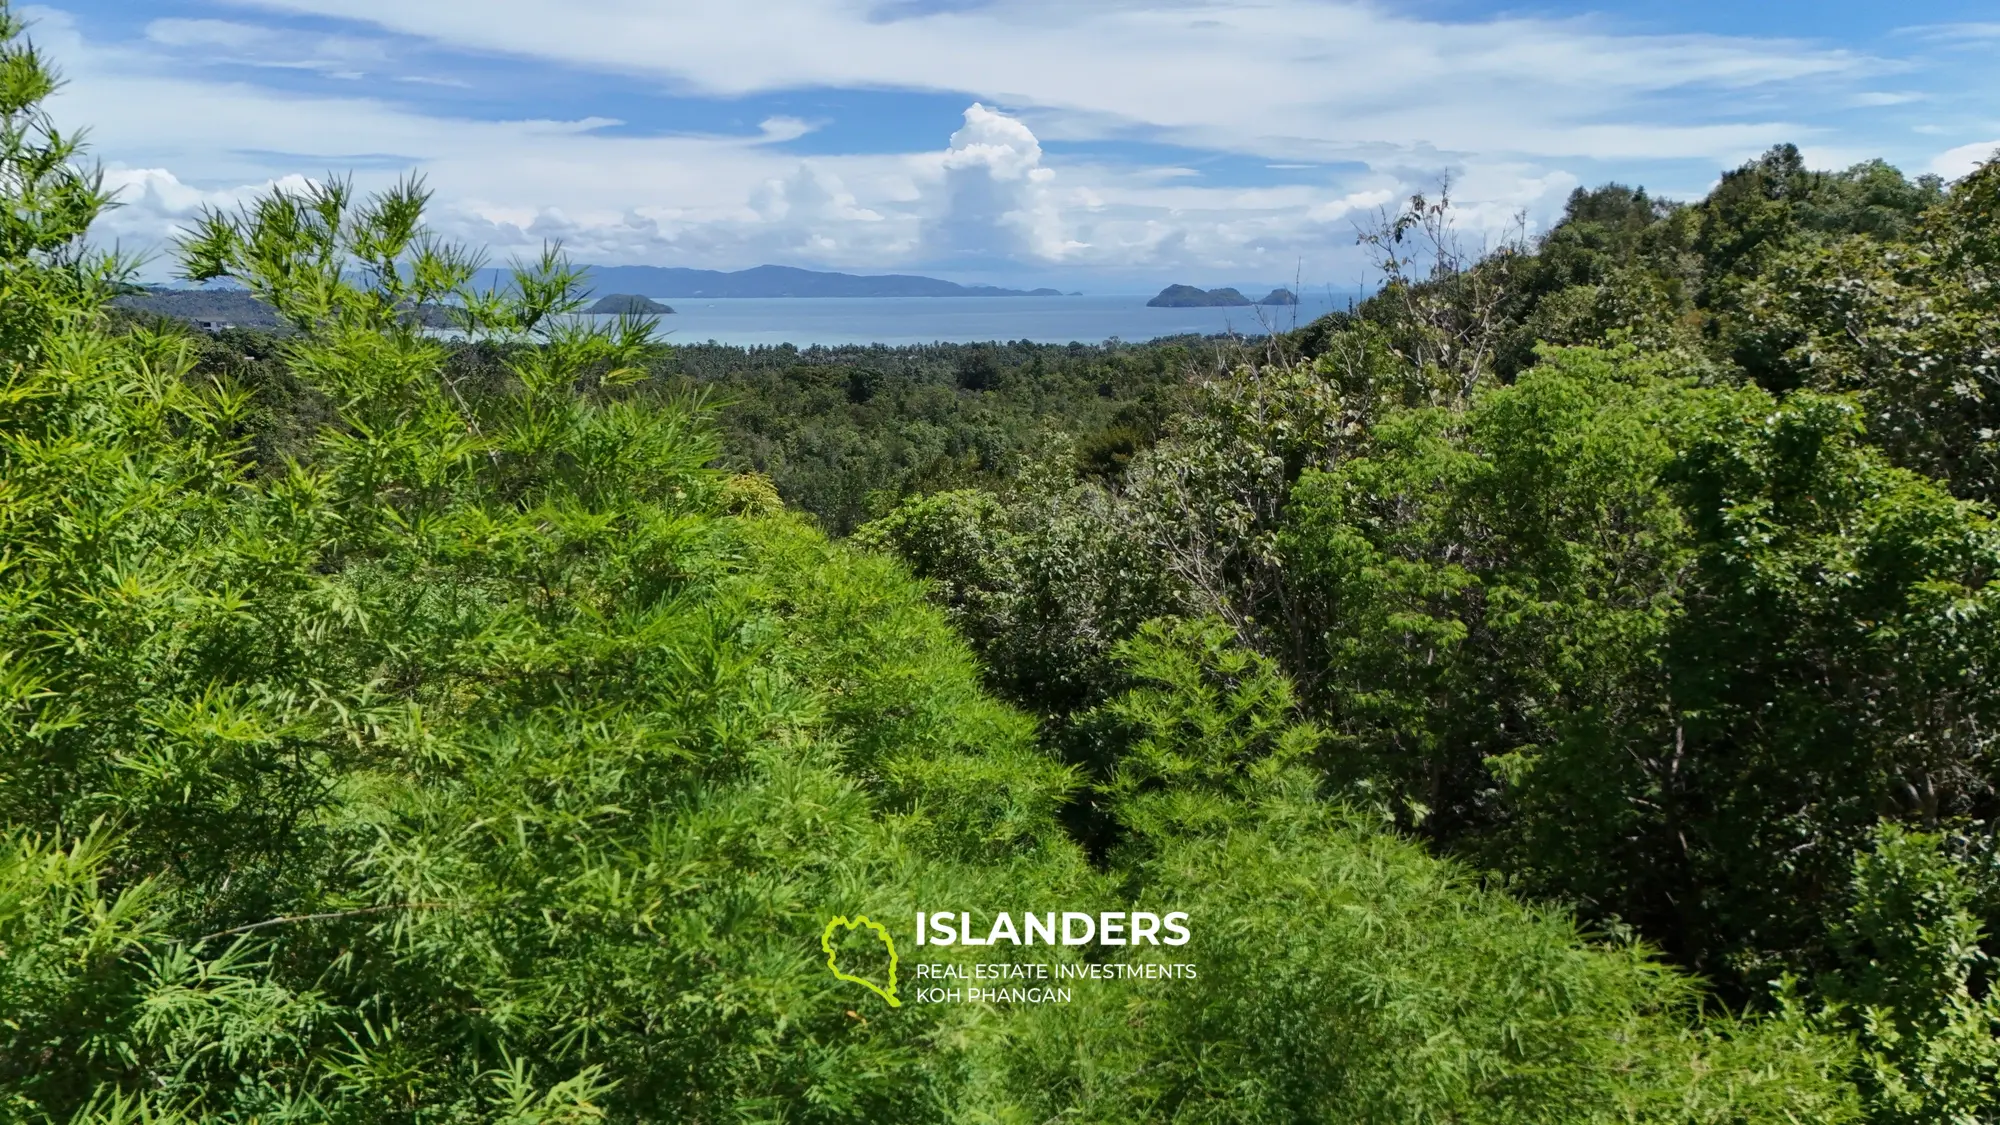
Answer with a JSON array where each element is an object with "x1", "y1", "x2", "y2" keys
[{"x1": 868, "y1": 147, "x2": 2000, "y2": 1123}]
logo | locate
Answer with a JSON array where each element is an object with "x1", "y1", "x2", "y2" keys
[{"x1": 822, "y1": 915, "x2": 901, "y2": 1007}]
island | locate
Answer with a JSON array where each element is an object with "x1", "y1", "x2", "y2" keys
[
  {"x1": 963, "y1": 285, "x2": 1065, "y2": 297},
  {"x1": 586, "y1": 294, "x2": 674, "y2": 315},
  {"x1": 111, "y1": 288, "x2": 284, "y2": 329},
  {"x1": 113, "y1": 288, "x2": 462, "y2": 331},
  {"x1": 1147, "y1": 284, "x2": 1253, "y2": 308},
  {"x1": 1257, "y1": 288, "x2": 1300, "y2": 306}
]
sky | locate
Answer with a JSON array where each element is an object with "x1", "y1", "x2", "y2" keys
[{"x1": 29, "y1": 0, "x2": 2000, "y2": 289}]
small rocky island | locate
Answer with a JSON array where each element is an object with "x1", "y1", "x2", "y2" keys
[
  {"x1": 1147, "y1": 285, "x2": 1300, "y2": 308},
  {"x1": 586, "y1": 294, "x2": 674, "y2": 314},
  {"x1": 1147, "y1": 284, "x2": 1252, "y2": 307}
]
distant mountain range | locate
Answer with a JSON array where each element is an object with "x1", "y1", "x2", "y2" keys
[{"x1": 483, "y1": 264, "x2": 1070, "y2": 299}]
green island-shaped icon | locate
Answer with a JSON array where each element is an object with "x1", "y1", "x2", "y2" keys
[{"x1": 821, "y1": 915, "x2": 901, "y2": 1007}]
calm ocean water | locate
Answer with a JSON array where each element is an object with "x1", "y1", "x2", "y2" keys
[{"x1": 629, "y1": 293, "x2": 1347, "y2": 348}]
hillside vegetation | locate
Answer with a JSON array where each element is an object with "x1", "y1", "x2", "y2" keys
[
  {"x1": 863, "y1": 153, "x2": 2000, "y2": 1122},
  {"x1": 4, "y1": 6, "x2": 1999, "y2": 1121}
]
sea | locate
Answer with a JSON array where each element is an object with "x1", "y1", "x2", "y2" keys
[{"x1": 629, "y1": 293, "x2": 1350, "y2": 348}]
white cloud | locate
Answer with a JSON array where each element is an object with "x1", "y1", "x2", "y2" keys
[
  {"x1": 25, "y1": 1, "x2": 1987, "y2": 284},
  {"x1": 205, "y1": 0, "x2": 1867, "y2": 163},
  {"x1": 755, "y1": 117, "x2": 817, "y2": 144},
  {"x1": 46, "y1": 6, "x2": 1434, "y2": 282},
  {"x1": 928, "y1": 103, "x2": 1075, "y2": 263},
  {"x1": 1307, "y1": 189, "x2": 1396, "y2": 224},
  {"x1": 942, "y1": 103, "x2": 1046, "y2": 182},
  {"x1": 145, "y1": 18, "x2": 266, "y2": 50},
  {"x1": 1850, "y1": 91, "x2": 1924, "y2": 107},
  {"x1": 98, "y1": 167, "x2": 315, "y2": 232},
  {"x1": 1899, "y1": 22, "x2": 2000, "y2": 42},
  {"x1": 142, "y1": 16, "x2": 390, "y2": 76},
  {"x1": 1933, "y1": 139, "x2": 2000, "y2": 180}
]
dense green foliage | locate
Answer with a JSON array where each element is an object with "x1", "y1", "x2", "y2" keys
[
  {"x1": 653, "y1": 338, "x2": 1198, "y2": 534},
  {"x1": 861, "y1": 147, "x2": 2000, "y2": 1121},
  {"x1": 0, "y1": 10, "x2": 1906, "y2": 1122},
  {"x1": 163, "y1": 330, "x2": 1207, "y2": 537}
]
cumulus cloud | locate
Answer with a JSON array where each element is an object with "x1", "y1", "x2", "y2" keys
[
  {"x1": 751, "y1": 165, "x2": 882, "y2": 226},
  {"x1": 95, "y1": 168, "x2": 326, "y2": 260},
  {"x1": 942, "y1": 103, "x2": 1046, "y2": 183},
  {"x1": 1933, "y1": 140, "x2": 2000, "y2": 180},
  {"x1": 928, "y1": 103, "x2": 1073, "y2": 265}
]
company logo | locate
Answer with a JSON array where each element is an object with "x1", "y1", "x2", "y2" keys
[
  {"x1": 821, "y1": 915, "x2": 902, "y2": 1007},
  {"x1": 916, "y1": 910, "x2": 1189, "y2": 946}
]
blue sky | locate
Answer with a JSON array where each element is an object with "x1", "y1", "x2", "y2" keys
[{"x1": 31, "y1": 0, "x2": 2000, "y2": 288}]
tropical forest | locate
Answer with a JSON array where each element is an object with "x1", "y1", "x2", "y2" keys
[{"x1": 6, "y1": 5, "x2": 2000, "y2": 1122}]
